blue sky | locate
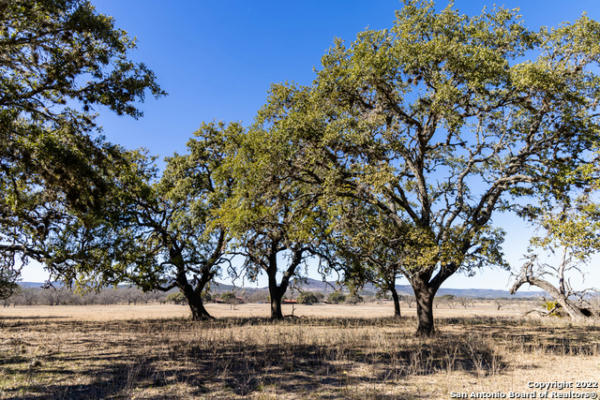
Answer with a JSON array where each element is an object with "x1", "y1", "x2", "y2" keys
[{"x1": 22, "y1": 1, "x2": 600, "y2": 290}]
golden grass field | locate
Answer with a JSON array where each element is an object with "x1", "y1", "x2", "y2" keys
[{"x1": 1, "y1": 302, "x2": 599, "y2": 399}]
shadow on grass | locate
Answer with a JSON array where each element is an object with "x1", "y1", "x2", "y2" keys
[
  {"x1": 442, "y1": 316, "x2": 600, "y2": 356},
  {"x1": 1, "y1": 316, "x2": 598, "y2": 399},
  {"x1": 0, "y1": 315, "x2": 66, "y2": 321},
  {"x1": 1, "y1": 363, "x2": 132, "y2": 400},
  {"x1": 1, "y1": 340, "x2": 481, "y2": 399},
  {"x1": 0, "y1": 318, "x2": 500, "y2": 399}
]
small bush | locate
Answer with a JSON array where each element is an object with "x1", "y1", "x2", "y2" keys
[
  {"x1": 328, "y1": 291, "x2": 346, "y2": 304},
  {"x1": 544, "y1": 300, "x2": 564, "y2": 317},
  {"x1": 297, "y1": 292, "x2": 320, "y2": 305},
  {"x1": 346, "y1": 294, "x2": 363, "y2": 304},
  {"x1": 166, "y1": 292, "x2": 186, "y2": 305}
]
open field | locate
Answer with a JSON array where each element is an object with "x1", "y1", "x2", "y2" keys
[
  {"x1": 1, "y1": 303, "x2": 599, "y2": 399},
  {"x1": 0, "y1": 301, "x2": 536, "y2": 321}
]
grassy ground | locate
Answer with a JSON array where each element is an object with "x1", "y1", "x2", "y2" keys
[{"x1": 0, "y1": 303, "x2": 599, "y2": 399}]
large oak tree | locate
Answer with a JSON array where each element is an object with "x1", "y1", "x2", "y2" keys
[
  {"x1": 217, "y1": 123, "x2": 331, "y2": 319},
  {"x1": 258, "y1": 1, "x2": 600, "y2": 335}
]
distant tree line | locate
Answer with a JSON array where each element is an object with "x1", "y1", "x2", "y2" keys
[
  {"x1": 1, "y1": 287, "x2": 166, "y2": 307},
  {"x1": 2, "y1": 285, "x2": 551, "y2": 311}
]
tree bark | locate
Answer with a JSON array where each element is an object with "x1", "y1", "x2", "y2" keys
[
  {"x1": 177, "y1": 268, "x2": 214, "y2": 321},
  {"x1": 265, "y1": 246, "x2": 302, "y2": 320},
  {"x1": 390, "y1": 285, "x2": 401, "y2": 318},
  {"x1": 269, "y1": 286, "x2": 284, "y2": 320},
  {"x1": 180, "y1": 282, "x2": 213, "y2": 321},
  {"x1": 168, "y1": 247, "x2": 216, "y2": 321},
  {"x1": 412, "y1": 284, "x2": 436, "y2": 337},
  {"x1": 266, "y1": 247, "x2": 285, "y2": 320},
  {"x1": 187, "y1": 294, "x2": 213, "y2": 321}
]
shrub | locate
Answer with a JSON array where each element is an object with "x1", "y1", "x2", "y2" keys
[
  {"x1": 544, "y1": 300, "x2": 564, "y2": 317},
  {"x1": 328, "y1": 291, "x2": 346, "y2": 304},
  {"x1": 166, "y1": 292, "x2": 186, "y2": 305},
  {"x1": 345, "y1": 294, "x2": 363, "y2": 304},
  {"x1": 297, "y1": 291, "x2": 319, "y2": 305}
]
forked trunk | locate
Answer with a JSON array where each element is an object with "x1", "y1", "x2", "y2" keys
[
  {"x1": 172, "y1": 253, "x2": 214, "y2": 321},
  {"x1": 178, "y1": 275, "x2": 213, "y2": 321},
  {"x1": 390, "y1": 285, "x2": 401, "y2": 318},
  {"x1": 264, "y1": 243, "x2": 302, "y2": 320}
]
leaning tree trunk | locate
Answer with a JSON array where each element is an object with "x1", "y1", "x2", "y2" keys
[
  {"x1": 177, "y1": 269, "x2": 214, "y2": 321},
  {"x1": 510, "y1": 273, "x2": 588, "y2": 321},
  {"x1": 390, "y1": 285, "x2": 401, "y2": 318}
]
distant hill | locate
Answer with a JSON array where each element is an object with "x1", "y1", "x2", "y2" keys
[
  {"x1": 18, "y1": 278, "x2": 545, "y2": 299},
  {"x1": 19, "y1": 282, "x2": 50, "y2": 288},
  {"x1": 293, "y1": 278, "x2": 545, "y2": 299}
]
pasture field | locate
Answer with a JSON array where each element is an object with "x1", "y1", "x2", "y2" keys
[{"x1": 0, "y1": 302, "x2": 599, "y2": 399}]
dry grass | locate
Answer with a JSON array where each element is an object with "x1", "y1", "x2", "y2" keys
[{"x1": 0, "y1": 302, "x2": 599, "y2": 399}]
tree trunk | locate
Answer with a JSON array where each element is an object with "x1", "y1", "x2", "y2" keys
[
  {"x1": 266, "y1": 249, "x2": 287, "y2": 320},
  {"x1": 186, "y1": 292, "x2": 213, "y2": 321},
  {"x1": 178, "y1": 277, "x2": 213, "y2": 321},
  {"x1": 413, "y1": 284, "x2": 436, "y2": 337},
  {"x1": 269, "y1": 285, "x2": 284, "y2": 320},
  {"x1": 390, "y1": 285, "x2": 401, "y2": 318},
  {"x1": 554, "y1": 297, "x2": 587, "y2": 321}
]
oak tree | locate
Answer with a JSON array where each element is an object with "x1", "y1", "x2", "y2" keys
[
  {"x1": 510, "y1": 166, "x2": 600, "y2": 320},
  {"x1": 217, "y1": 123, "x2": 331, "y2": 320},
  {"x1": 0, "y1": 0, "x2": 164, "y2": 295},
  {"x1": 258, "y1": 1, "x2": 600, "y2": 335},
  {"x1": 102, "y1": 123, "x2": 237, "y2": 320}
]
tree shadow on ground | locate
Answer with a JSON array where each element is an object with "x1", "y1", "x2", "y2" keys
[
  {"x1": 1, "y1": 362, "x2": 132, "y2": 400},
  {"x1": 0, "y1": 317, "x2": 505, "y2": 399},
  {"x1": 2, "y1": 316, "x2": 598, "y2": 399},
  {"x1": 441, "y1": 316, "x2": 600, "y2": 356}
]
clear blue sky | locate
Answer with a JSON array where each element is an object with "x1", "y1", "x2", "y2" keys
[{"x1": 22, "y1": 1, "x2": 600, "y2": 291}]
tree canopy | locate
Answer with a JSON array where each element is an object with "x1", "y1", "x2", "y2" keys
[{"x1": 0, "y1": 0, "x2": 164, "y2": 296}]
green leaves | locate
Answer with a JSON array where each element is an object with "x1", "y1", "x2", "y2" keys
[
  {"x1": 529, "y1": 171, "x2": 600, "y2": 263},
  {"x1": 0, "y1": 0, "x2": 164, "y2": 291}
]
